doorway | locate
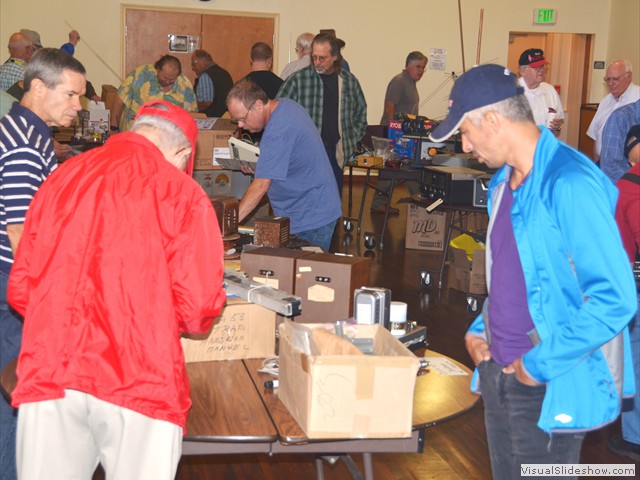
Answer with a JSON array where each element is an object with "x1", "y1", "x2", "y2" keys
[{"x1": 508, "y1": 32, "x2": 592, "y2": 149}]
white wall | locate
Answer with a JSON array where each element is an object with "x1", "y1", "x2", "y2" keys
[{"x1": 1, "y1": 0, "x2": 628, "y2": 123}]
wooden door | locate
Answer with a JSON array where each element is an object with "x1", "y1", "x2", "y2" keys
[
  {"x1": 125, "y1": 9, "x2": 201, "y2": 85},
  {"x1": 507, "y1": 32, "x2": 592, "y2": 149},
  {"x1": 201, "y1": 15, "x2": 276, "y2": 83},
  {"x1": 124, "y1": 8, "x2": 276, "y2": 87}
]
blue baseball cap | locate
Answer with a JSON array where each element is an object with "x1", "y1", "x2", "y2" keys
[{"x1": 429, "y1": 64, "x2": 524, "y2": 142}]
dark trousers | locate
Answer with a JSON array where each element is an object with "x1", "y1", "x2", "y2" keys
[
  {"x1": 477, "y1": 359, "x2": 584, "y2": 480},
  {"x1": 0, "y1": 271, "x2": 21, "y2": 480},
  {"x1": 323, "y1": 141, "x2": 343, "y2": 196}
]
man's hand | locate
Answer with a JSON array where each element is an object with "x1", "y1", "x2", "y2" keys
[
  {"x1": 465, "y1": 334, "x2": 491, "y2": 365},
  {"x1": 503, "y1": 357, "x2": 542, "y2": 386},
  {"x1": 54, "y1": 139, "x2": 72, "y2": 161},
  {"x1": 549, "y1": 118, "x2": 564, "y2": 136},
  {"x1": 240, "y1": 165, "x2": 255, "y2": 175}
]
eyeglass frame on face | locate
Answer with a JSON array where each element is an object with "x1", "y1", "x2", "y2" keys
[
  {"x1": 312, "y1": 55, "x2": 332, "y2": 63},
  {"x1": 603, "y1": 72, "x2": 630, "y2": 83},
  {"x1": 231, "y1": 99, "x2": 258, "y2": 125}
]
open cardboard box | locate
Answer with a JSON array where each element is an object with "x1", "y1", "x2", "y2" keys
[
  {"x1": 278, "y1": 321, "x2": 420, "y2": 439},
  {"x1": 448, "y1": 246, "x2": 487, "y2": 295}
]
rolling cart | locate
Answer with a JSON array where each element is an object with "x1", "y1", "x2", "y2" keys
[
  {"x1": 414, "y1": 197, "x2": 488, "y2": 314},
  {"x1": 343, "y1": 162, "x2": 422, "y2": 250}
]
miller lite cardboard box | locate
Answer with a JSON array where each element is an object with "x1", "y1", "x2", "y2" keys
[
  {"x1": 405, "y1": 204, "x2": 446, "y2": 251},
  {"x1": 278, "y1": 321, "x2": 420, "y2": 439}
]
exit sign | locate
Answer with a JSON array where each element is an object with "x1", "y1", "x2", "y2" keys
[{"x1": 533, "y1": 8, "x2": 557, "y2": 25}]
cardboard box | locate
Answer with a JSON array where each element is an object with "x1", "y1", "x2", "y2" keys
[
  {"x1": 194, "y1": 118, "x2": 237, "y2": 170},
  {"x1": 294, "y1": 253, "x2": 371, "y2": 323},
  {"x1": 192, "y1": 170, "x2": 233, "y2": 197},
  {"x1": 181, "y1": 298, "x2": 276, "y2": 362},
  {"x1": 405, "y1": 205, "x2": 446, "y2": 251},
  {"x1": 241, "y1": 247, "x2": 313, "y2": 294},
  {"x1": 387, "y1": 120, "x2": 403, "y2": 150},
  {"x1": 448, "y1": 246, "x2": 487, "y2": 295},
  {"x1": 278, "y1": 322, "x2": 420, "y2": 439}
]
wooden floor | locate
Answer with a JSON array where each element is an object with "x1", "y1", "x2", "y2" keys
[{"x1": 173, "y1": 179, "x2": 638, "y2": 480}]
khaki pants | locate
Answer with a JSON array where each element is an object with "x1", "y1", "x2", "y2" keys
[{"x1": 17, "y1": 389, "x2": 182, "y2": 480}]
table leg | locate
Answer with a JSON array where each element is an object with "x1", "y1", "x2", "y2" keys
[
  {"x1": 362, "y1": 453, "x2": 375, "y2": 480},
  {"x1": 438, "y1": 209, "x2": 458, "y2": 289},
  {"x1": 356, "y1": 170, "x2": 372, "y2": 237},
  {"x1": 341, "y1": 455, "x2": 364, "y2": 480},
  {"x1": 315, "y1": 456, "x2": 325, "y2": 480},
  {"x1": 348, "y1": 165, "x2": 353, "y2": 215},
  {"x1": 378, "y1": 178, "x2": 397, "y2": 250}
]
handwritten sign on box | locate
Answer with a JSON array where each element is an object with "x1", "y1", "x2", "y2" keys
[{"x1": 181, "y1": 299, "x2": 276, "y2": 362}]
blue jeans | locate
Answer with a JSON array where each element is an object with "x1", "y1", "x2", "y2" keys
[
  {"x1": 622, "y1": 296, "x2": 640, "y2": 445},
  {"x1": 294, "y1": 219, "x2": 338, "y2": 252},
  {"x1": 478, "y1": 359, "x2": 584, "y2": 480},
  {"x1": 0, "y1": 271, "x2": 21, "y2": 480}
]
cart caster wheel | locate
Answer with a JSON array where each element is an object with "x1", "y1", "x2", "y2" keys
[
  {"x1": 466, "y1": 296, "x2": 479, "y2": 315},
  {"x1": 343, "y1": 219, "x2": 354, "y2": 233},
  {"x1": 364, "y1": 234, "x2": 376, "y2": 250},
  {"x1": 420, "y1": 270, "x2": 433, "y2": 288}
]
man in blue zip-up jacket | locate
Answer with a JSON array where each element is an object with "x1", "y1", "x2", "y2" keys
[{"x1": 430, "y1": 64, "x2": 637, "y2": 480}]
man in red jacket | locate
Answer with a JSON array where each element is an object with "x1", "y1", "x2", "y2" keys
[{"x1": 8, "y1": 100, "x2": 226, "y2": 480}]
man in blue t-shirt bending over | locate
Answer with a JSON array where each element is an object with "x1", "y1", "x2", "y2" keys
[{"x1": 226, "y1": 80, "x2": 341, "y2": 251}]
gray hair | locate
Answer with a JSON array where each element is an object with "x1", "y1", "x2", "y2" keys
[
  {"x1": 193, "y1": 49, "x2": 213, "y2": 64},
  {"x1": 406, "y1": 51, "x2": 427, "y2": 67},
  {"x1": 23, "y1": 48, "x2": 86, "y2": 92},
  {"x1": 466, "y1": 94, "x2": 534, "y2": 126},
  {"x1": 131, "y1": 114, "x2": 191, "y2": 153},
  {"x1": 609, "y1": 59, "x2": 633, "y2": 74},
  {"x1": 296, "y1": 33, "x2": 314, "y2": 54}
]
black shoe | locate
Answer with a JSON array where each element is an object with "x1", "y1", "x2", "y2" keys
[
  {"x1": 608, "y1": 434, "x2": 640, "y2": 462},
  {"x1": 370, "y1": 205, "x2": 400, "y2": 215}
]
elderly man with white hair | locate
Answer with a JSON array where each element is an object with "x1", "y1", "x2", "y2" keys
[
  {"x1": 280, "y1": 32, "x2": 314, "y2": 80},
  {"x1": 587, "y1": 59, "x2": 640, "y2": 161}
]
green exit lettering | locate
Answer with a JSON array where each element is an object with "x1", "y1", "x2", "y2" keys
[{"x1": 534, "y1": 8, "x2": 556, "y2": 24}]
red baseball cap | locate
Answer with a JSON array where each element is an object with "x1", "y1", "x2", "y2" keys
[{"x1": 135, "y1": 101, "x2": 198, "y2": 175}]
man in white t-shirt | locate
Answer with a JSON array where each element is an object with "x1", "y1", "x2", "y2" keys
[
  {"x1": 587, "y1": 59, "x2": 640, "y2": 161},
  {"x1": 517, "y1": 49, "x2": 564, "y2": 136}
]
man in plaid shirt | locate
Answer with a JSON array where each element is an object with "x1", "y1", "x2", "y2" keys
[{"x1": 277, "y1": 32, "x2": 367, "y2": 194}]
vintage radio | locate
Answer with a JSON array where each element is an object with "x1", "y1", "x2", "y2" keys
[
  {"x1": 193, "y1": 170, "x2": 233, "y2": 197},
  {"x1": 241, "y1": 247, "x2": 313, "y2": 294},
  {"x1": 421, "y1": 166, "x2": 485, "y2": 206},
  {"x1": 294, "y1": 253, "x2": 371, "y2": 323},
  {"x1": 254, "y1": 216, "x2": 290, "y2": 248},
  {"x1": 211, "y1": 196, "x2": 239, "y2": 237},
  {"x1": 473, "y1": 174, "x2": 492, "y2": 208}
]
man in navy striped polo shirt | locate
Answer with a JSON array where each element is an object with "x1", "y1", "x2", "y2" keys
[{"x1": 0, "y1": 47, "x2": 85, "y2": 480}]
